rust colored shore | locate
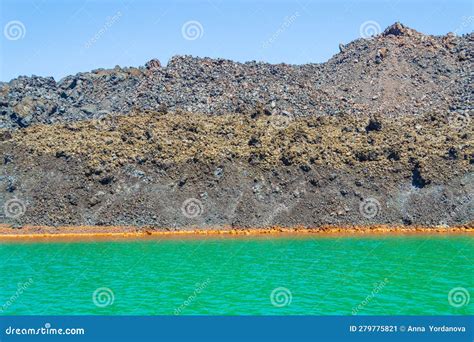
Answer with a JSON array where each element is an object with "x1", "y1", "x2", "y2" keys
[{"x1": 0, "y1": 224, "x2": 472, "y2": 242}]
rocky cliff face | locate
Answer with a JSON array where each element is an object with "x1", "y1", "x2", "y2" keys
[{"x1": 0, "y1": 23, "x2": 472, "y2": 229}]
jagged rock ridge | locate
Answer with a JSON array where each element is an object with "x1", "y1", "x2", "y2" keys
[
  {"x1": 0, "y1": 23, "x2": 472, "y2": 229},
  {"x1": 0, "y1": 23, "x2": 472, "y2": 129}
]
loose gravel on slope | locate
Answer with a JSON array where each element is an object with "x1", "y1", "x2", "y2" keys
[{"x1": 0, "y1": 23, "x2": 472, "y2": 230}]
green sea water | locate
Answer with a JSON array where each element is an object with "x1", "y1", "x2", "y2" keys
[{"x1": 0, "y1": 236, "x2": 472, "y2": 315}]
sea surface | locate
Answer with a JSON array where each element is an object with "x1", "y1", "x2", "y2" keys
[{"x1": 0, "y1": 235, "x2": 472, "y2": 315}]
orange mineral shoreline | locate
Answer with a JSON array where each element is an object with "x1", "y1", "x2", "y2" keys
[{"x1": 0, "y1": 224, "x2": 472, "y2": 242}]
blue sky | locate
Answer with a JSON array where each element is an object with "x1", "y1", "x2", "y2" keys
[{"x1": 0, "y1": 0, "x2": 472, "y2": 81}]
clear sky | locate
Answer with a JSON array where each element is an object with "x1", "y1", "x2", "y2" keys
[{"x1": 0, "y1": 0, "x2": 472, "y2": 81}]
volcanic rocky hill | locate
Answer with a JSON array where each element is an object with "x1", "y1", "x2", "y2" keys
[
  {"x1": 1, "y1": 23, "x2": 472, "y2": 129},
  {"x1": 0, "y1": 23, "x2": 472, "y2": 229}
]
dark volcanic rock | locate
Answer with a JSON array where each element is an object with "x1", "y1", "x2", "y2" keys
[
  {"x1": 0, "y1": 23, "x2": 472, "y2": 130},
  {"x1": 382, "y1": 22, "x2": 409, "y2": 36},
  {"x1": 0, "y1": 110, "x2": 472, "y2": 228},
  {"x1": 0, "y1": 23, "x2": 472, "y2": 229}
]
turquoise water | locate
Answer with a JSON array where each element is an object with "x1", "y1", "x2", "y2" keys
[{"x1": 0, "y1": 236, "x2": 472, "y2": 315}]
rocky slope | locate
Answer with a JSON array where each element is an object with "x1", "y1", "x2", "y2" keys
[
  {"x1": 0, "y1": 23, "x2": 472, "y2": 229},
  {"x1": 1, "y1": 23, "x2": 472, "y2": 129}
]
